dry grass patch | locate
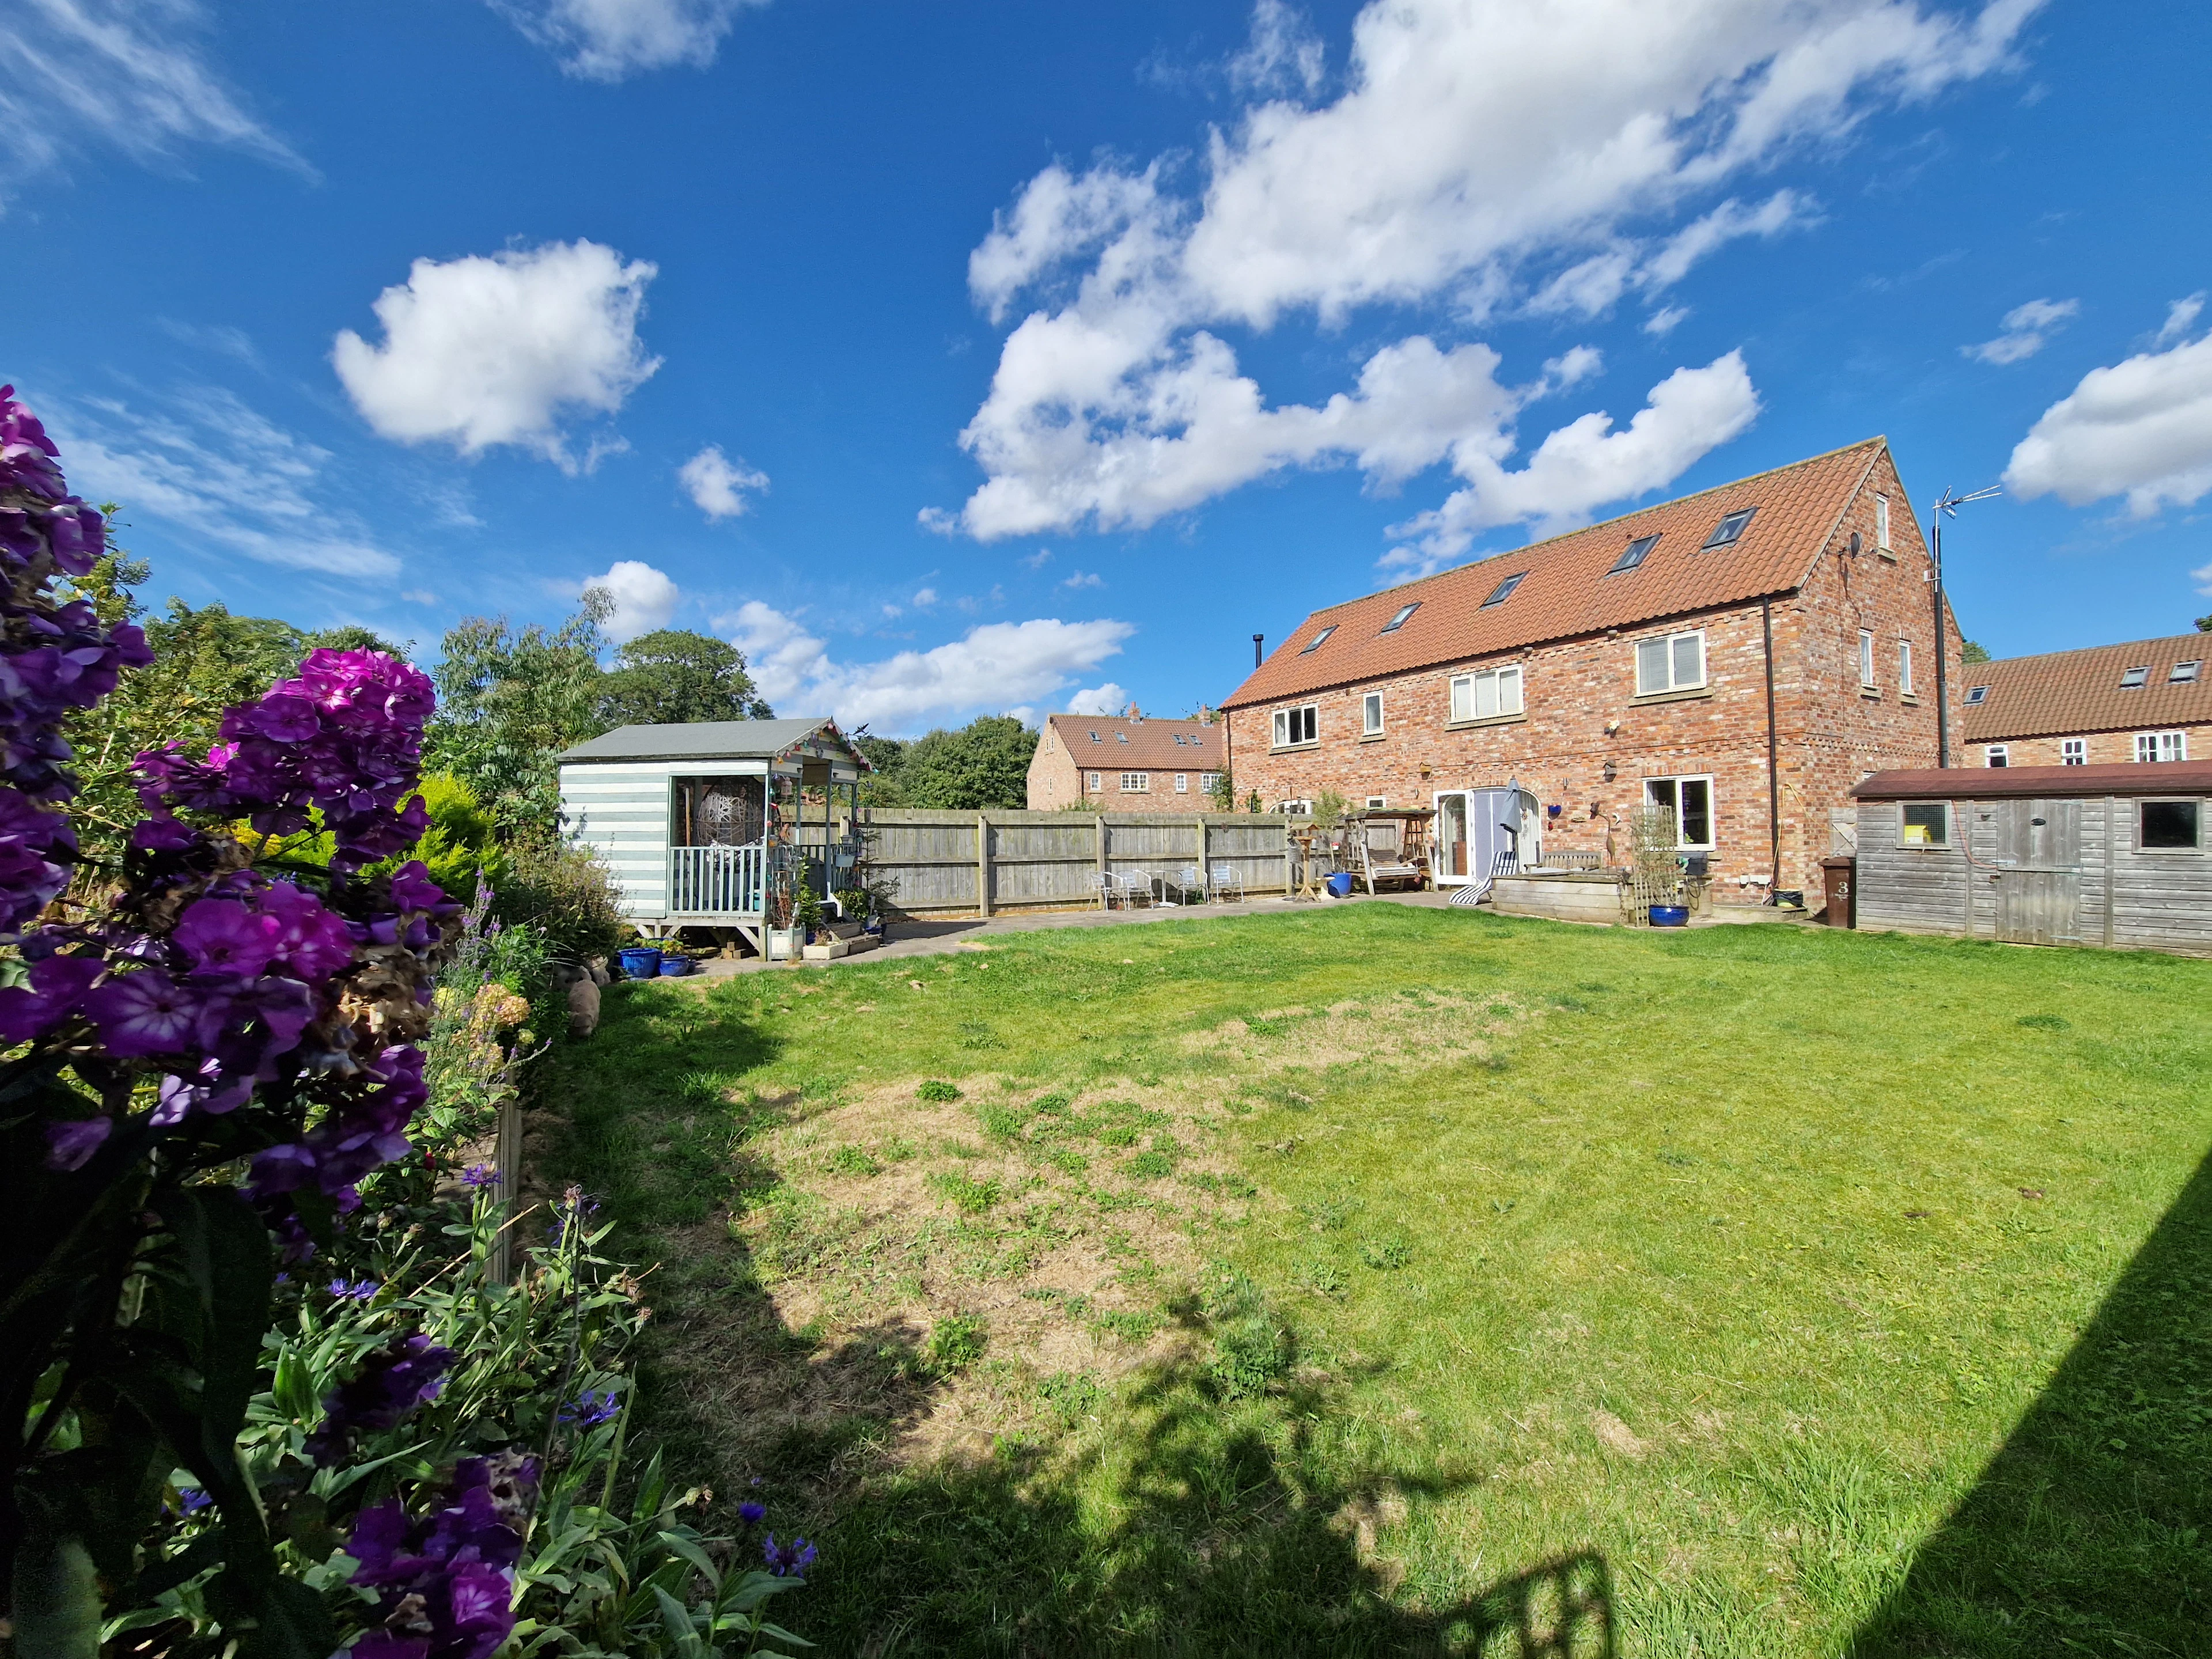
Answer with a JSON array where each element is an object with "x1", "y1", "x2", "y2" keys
[{"x1": 1182, "y1": 990, "x2": 1528, "y2": 1074}]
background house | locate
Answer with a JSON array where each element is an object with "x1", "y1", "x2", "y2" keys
[
  {"x1": 1961, "y1": 633, "x2": 2209, "y2": 768},
  {"x1": 1027, "y1": 711, "x2": 1224, "y2": 812},
  {"x1": 1217, "y1": 438, "x2": 1961, "y2": 904}
]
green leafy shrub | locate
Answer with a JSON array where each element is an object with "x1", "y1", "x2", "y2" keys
[
  {"x1": 491, "y1": 835, "x2": 627, "y2": 961},
  {"x1": 916, "y1": 1080, "x2": 963, "y2": 1103},
  {"x1": 925, "y1": 1313, "x2": 988, "y2": 1373}
]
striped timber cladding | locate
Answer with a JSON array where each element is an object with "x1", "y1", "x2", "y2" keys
[{"x1": 559, "y1": 761, "x2": 690, "y2": 920}]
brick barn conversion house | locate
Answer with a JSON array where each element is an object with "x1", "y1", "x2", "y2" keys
[
  {"x1": 1217, "y1": 438, "x2": 1962, "y2": 906},
  {"x1": 1027, "y1": 711, "x2": 1224, "y2": 812},
  {"x1": 1961, "y1": 632, "x2": 2209, "y2": 769}
]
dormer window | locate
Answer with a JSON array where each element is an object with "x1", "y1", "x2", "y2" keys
[
  {"x1": 2121, "y1": 665, "x2": 2150, "y2": 689},
  {"x1": 1702, "y1": 508, "x2": 1756, "y2": 548},
  {"x1": 2173, "y1": 661, "x2": 2202, "y2": 683},
  {"x1": 1608, "y1": 534, "x2": 1659, "y2": 574},
  {"x1": 1480, "y1": 572, "x2": 1527, "y2": 608},
  {"x1": 1964, "y1": 686, "x2": 1990, "y2": 706},
  {"x1": 1380, "y1": 601, "x2": 1420, "y2": 633},
  {"x1": 1299, "y1": 625, "x2": 1337, "y2": 654}
]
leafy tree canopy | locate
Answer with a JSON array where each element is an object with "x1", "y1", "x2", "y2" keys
[
  {"x1": 853, "y1": 734, "x2": 909, "y2": 807},
  {"x1": 895, "y1": 715, "x2": 1037, "y2": 810},
  {"x1": 596, "y1": 628, "x2": 772, "y2": 728},
  {"x1": 1960, "y1": 640, "x2": 1992, "y2": 665}
]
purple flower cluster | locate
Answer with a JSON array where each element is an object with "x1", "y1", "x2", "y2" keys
[
  {"x1": 133, "y1": 647, "x2": 435, "y2": 872},
  {"x1": 344, "y1": 1452, "x2": 537, "y2": 1659},
  {"x1": 763, "y1": 1533, "x2": 817, "y2": 1578},
  {"x1": 0, "y1": 386, "x2": 153, "y2": 936},
  {"x1": 305, "y1": 1333, "x2": 456, "y2": 1467},
  {"x1": 556, "y1": 1388, "x2": 620, "y2": 1429}
]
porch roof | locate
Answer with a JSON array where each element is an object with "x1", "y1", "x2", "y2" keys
[{"x1": 558, "y1": 717, "x2": 869, "y2": 767}]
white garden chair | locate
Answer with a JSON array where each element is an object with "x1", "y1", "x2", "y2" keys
[
  {"x1": 1207, "y1": 862, "x2": 1244, "y2": 903},
  {"x1": 1111, "y1": 870, "x2": 1152, "y2": 907},
  {"x1": 1088, "y1": 870, "x2": 1119, "y2": 910},
  {"x1": 1170, "y1": 865, "x2": 1210, "y2": 906}
]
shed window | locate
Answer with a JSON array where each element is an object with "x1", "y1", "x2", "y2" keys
[
  {"x1": 1380, "y1": 601, "x2": 1420, "y2": 632},
  {"x1": 1702, "y1": 508, "x2": 1756, "y2": 548},
  {"x1": 1449, "y1": 665, "x2": 1522, "y2": 721},
  {"x1": 1272, "y1": 704, "x2": 1319, "y2": 747},
  {"x1": 2120, "y1": 665, "x2": 2150, "y2": 688},
  {"x1": 1120, "y1": 772, "x2": 1149, "y2": 792},
  {"x1": 2141, "y1": 800, "x2": 2202, "y2": 850},
  {"x1": 1644, "y1": 775, "x2": 1714, "y2": 849},
  {"x1": 2137, "y1": 730, "x2": 2188, "y2": 763},
  {"x1": 1636, "y1": 630, "x2": 1706, "y2": 695},
  {"x1": 1965, "y1": 685, "x2": 1990, "y2": 705},
  {"x1": 2174, "y1": 660, "x2": 2202, "y2": 683},
  {"x1": 1299, "y1": 626, "x2": 1337, "y2": 654},
  {"x1": 1362, "y1": 692, "x2": 1384, "y2": 736},
  {"x1": 2061, "y1": 738, "x2": 2088, "y2": 765},
  {"x1": 1609, "y1": 533, "x2": 1660, "y2": 574},
  {"x1": 1984, "y1": 744, "x2": 2009, "y2": 768},
  {"x1": 1480, "y1": 571, "x2": 1527, "y2": 608},
  {"x1": 1899, "y1": 802, "x2": 1951, "y2": 847}
]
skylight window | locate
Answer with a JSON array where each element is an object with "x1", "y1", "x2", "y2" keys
[
  {"x1": 1298, "y1": 625, "x2": 1337, "y2": 654},
  {"x1": 2173, "y1": 660, "x2": 2202, "y2": 683},
  {"x1": 1608, "y1": 534, "x2": 1660, "y2": 574},
  {"x1": 1701, "y1": 508, "x2": 1756, "y2": 549},
  {"x1": 1088, "y1": 731, "x2": 1100, "y2": 741},
  {"x1": 1480, "y1": 572, "x2": 1527, "y2": 608},
  {"x1": 2120, "y1": 665, "x2": 2150, "y2": 688},
  {"x1": 1116, "y1": 732, "x2": 1128, "y2": 742},
  {"x1": 1380, "y1": 601, "x2": 1420, "y2": 632},
  {"x1": 1965, "y1": 686, "x2": 1990, "y2": 706}
]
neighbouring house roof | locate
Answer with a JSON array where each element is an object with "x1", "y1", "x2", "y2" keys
[
  {"x1": 1854, "y1": 762, "x2": 2212, "y2": 800},
  {"x1": 1219, "y1": 438, "x2": 1892, "y2": 710},
  {"x1": 1960, "y1": 634, "x2": 2211, "y2": 743},
  {"x1": 1043, "y1": 714, "x2": 1224, "y2": 770},
  {"x1": 557, "y1": 717, "x2": 869, "y2": 767}
]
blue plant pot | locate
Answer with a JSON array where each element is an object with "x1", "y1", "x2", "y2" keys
[
  {"x1": 1325, "y1": 873, "x2": 1354, "y2": 898},
  {"x1": 1648, "y1": 904, "x2": 1690, "y2": 928},
  {"x1": 617, "y1": 946, "x2": 664, "y2": 979},
  {"x1": 657, "y1": 954, "x2": 690, "y2": 977}
]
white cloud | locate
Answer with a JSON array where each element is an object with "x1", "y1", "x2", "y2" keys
[
  {"x1": 912, "y1": 587, "x2": 939, "y2": 606},
  {"x1": 44, "y1": 385, "x2": 402, "y2": 578},
  {"x1": 402, "y1": 589, "x2": 439, "y2": 605},
  {"x1": 677, "y1": 444, "x2": 767, "y2": 519},
  {"x1": 1963, "y1": 296, "x2": 2078, "y2": 365},
  {"x1": 332, "y1": 241, "x2": 660, "y2": 471},
  {"x1": 581, "y1": 559, "x2": 680, "y2": 642},
  {"x1": 2157, "y1": 293, "x2": 2205, "y2": 347},
  {"x1": 0, "y1": 0, "x2": 310, "y2": 204},
  {"x1": 490, "y1": 0, "x2": 763, "y2": 80},
  {"x1": 2005, "y1": 328, "x2": 2212, "y2": 517},
  {"x1": 1062, "y1": 570, "x2": 1104, "y2": 589},
  {"x1": 1643, "y1": 305, "x2": 1691, "y2": 336},
  {"x1": 2194, "y1": 559, "x2": 2212, "y2": 598},
  {"x1": 1066, "y1": 682, "x2": 1131, "y2": 716},
  {"x1": 1384, "y1": 351, "x2": 1762, "y2": 572},
  {"x1": 939, "y1": 0, "x2": 2035, "y2": 543},
  {"x1": 1020, "y1": 548, "x2": 1053, "y2": 569},
  {"x1": 717, "y1": 603, "x2": 1134, "y2": 733},
  {"x1": 1229, "y1": 0, "x2": 1326, "y2": 100}
]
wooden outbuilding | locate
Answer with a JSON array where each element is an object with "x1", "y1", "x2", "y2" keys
[{"x1": 1850, "y1": 762, "x2": 2212, "y2": 956}]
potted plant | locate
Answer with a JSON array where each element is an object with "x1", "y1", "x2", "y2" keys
[
  {"x1": 793, "y1": 883, "x2": 825, "y2": 945},
  {"x1": 763, "y1": 877, "x2": 800, "y2": 961}
]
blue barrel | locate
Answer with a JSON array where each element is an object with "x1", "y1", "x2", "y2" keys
[
  {"x1": 617, "y1": 946, "x2": 663, "y2": 979},
  {"x1": 1648, "y1": 904, "x2": 1689, "y2": 928}
]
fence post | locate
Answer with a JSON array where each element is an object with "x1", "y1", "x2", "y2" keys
[{"x1": 976, "y1": 812, "x2": 992, "y2": 917}]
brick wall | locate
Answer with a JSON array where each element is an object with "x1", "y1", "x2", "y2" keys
[
  {"x1": 1965, "y1": 725, "x2": 2212, "y2": 768},
  {"x1": 1224, "y1": 452, "x2": 1960, "y2": 901},
  {"x1": 1026, "y1": 728, "x2": 1221, "y2": 813}
]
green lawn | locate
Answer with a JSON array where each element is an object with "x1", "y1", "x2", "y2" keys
[{"x1": 541, "y1": 906, "x2": 2212, "y2": 1656}]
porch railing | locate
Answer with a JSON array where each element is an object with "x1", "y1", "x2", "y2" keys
[{"x1": 667, "y1": 842, "x2": 766, "y2": 915}]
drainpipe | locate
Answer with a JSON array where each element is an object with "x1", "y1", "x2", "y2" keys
[{"x1": 1763, "y1": 598, "x2": 1782, "y2": 899}]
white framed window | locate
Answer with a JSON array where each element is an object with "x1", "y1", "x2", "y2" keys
[
  {"x1": 2137, "y1": 730, "x2": 2188, "y2": 763},
  {"x1": 1085, "y1": 771, "x2": 1101, "y2": 790},
  {"x1": 1174, "y1": 772, "x2": 1189, "y2": 793},
  {"x1": 1858, "y1": 630, "x2": 1877, "y2": 688},
  {"x1": 1635, "y1": 630, "x2": 1706, "y2": 696},
  {"x1": 1271, "y1": 704, "x2": 1319, "y2": 748},
  {"x1": 1985, "y1": 744, "x2": 2010, "y2": 768},
  {"x1": 1199, "y1": 771, "x2": 1219, "y2": 793},
  {"x1": 1362, "y1": 691, "x2": 1384, "y2": 736},
  {"x1": 1874, "y1": 494, "x2": 1891, "y2": 552},
  {"x1": 2141, "y1": 799, "x2": 2203, "y2": 851},
  {"x1": 2175, "y1": 660, "x2": 2203, "y2": 684},
  {"x1": 1898, "y1": 639, "x2": 1914, "y2": 695},
  {"x1": 1449, "y1": 665, "x2": 1523, "y2": 721},
  {"x1": 1899, "y1": 802, "x2": 1952, "y2": 848},
  {"x1": 1278, "y1": 798, "x2": 1313, "y2": 815},
  {"x1": 2061, "y1": 738, "x2": 2088, "y2": 766},
  {"x1": 1643, "y1": 775, "x2": 1714, "y2": 849},
  {"x1": 1119, "y1": 771, "x2": 1149, "y2": 792},
  {"x1": 1366, "y1": 796, "x2": 1388, "y2": 809}
]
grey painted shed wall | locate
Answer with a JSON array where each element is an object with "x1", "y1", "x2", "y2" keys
[{"x1": 1856, "y1": 793, "x2": 2212, "y2": 957}]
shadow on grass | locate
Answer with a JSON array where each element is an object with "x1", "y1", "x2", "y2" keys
[{"x1": 1850, "y1": 1149, "x2": 2212, "y2": 1656}]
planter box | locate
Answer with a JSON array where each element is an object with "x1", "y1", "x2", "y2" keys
[
  {"x1": 764, "y1": 927, "x2": 801, "y2": 961},
  {"x1": 801, "y1": 937, "x2": 852, "y2": 961}
]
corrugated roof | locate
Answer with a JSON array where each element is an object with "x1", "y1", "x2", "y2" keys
[
  {"x1": 1044, "y1": 714, "x2": 1224, "y2": 770},
  {"x1": 1220, "y1": 438, "x2": 1888, "y2": 710},
  {"x1": 1854, "y1": 762, "x2": 2212, "y2": 800},
  {"x1": 1960, "y1": 633, "x2": 2211, "y2": 741},
  {"x1": 558, "y1": 717, "x2": 865, "y2": 764}
]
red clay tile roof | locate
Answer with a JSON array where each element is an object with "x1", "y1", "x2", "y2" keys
[
  {"x1": 1855, "y1": 761, "x2": 2212, "y2": 800},
  {"x1": 1219, "y1": 438, "x2": 1889, "y2": 710},
  {"x1": 1960, "y1": 634, "x2": 2211, "y2": 742},
  {"x1": 1043, "y1": 714, "x2": 1224, "y2": 770}
]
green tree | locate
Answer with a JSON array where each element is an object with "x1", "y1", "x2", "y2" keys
[
  {"x1": 853, "y1": 734, "x2": 909, "y2": 808},
  {"x1": 424, "y1": 597, "x2": 609, "y2": 840},
  {"x1": 1961, "y1": 639, "x2": 1992, "y2": 664},
  {"x1": 896, "y1": 716, "x2": 1036, "y2": 809},
  {"x1": 2196, "y1": 614, "x2": 2210, "y2": 633},
  {"x1": 596, "y1": 628, "x2": 771, "y2": 728},
  {"x1": 303, "y1": 622, "x2": 413, "y2": 658}
]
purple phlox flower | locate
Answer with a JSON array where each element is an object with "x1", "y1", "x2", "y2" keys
[
  {"x1": 342, "y1": 1454, "x2": 533, "y2": 1659},
  {"x1": 128, "y1": 812, "x2": 196, "y2": 853},
  {"x1": 246, "y1": 1043, "x2": 426, "y2": 1200},
  {"x1": 151, "y1": 1066, "x2": 253, "y2": 1126},
  {"x1": 327, "y1": 1277, "x2": 379, "y2": 1303},
  {"x1": 44, "y1": 1115, "x2": 112, "y2": 1172},
  {"x1": 389, "y1": 860, "x2": 454, "y2": 917},
  {"x1": 254, "y1": 878, "x2": 356, "y2": 982},
  {"x1": 172, "y1": 897, "x2": 281, "y2": 978},
  {"x1": 557, "y1": 1389, "x2": 620, "y2": 1429},
  {"x1": 305, "y1": 1332, "x2": 456, "y2": 1466},
  {"x1": 763, "y1": 1533, "x2": 817, "y2": 1577},
  {"x1": 0, "y1": 786, "x2": 77, "y2": 938},
  {"x1": 0, "y1": 950, "x2": 104, "y2": 1044},
  {"x1": 737, "y1": 1501, "x2": 766, "y2": 1528},
  {"x1": 461, "y1": 1164, "x2": 499, "y2": 1189},
  {"x1": 81, "y1": 968, "x2": 219, "y2": 1058}
]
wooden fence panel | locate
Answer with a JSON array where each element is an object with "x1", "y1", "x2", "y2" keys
[{"x1": 858, "y1": 810, "x2": 1290, "y2": 914}]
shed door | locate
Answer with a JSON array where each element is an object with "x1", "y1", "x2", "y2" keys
[{"x1": 1988, "y1": 798, "x2": 2083, "y2": 946}]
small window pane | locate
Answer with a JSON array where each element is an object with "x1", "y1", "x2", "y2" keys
[
  {"x1": 1481, "y1": 572, "x2": 1526, "y2": 608},
  {"x1": 1899, "y1": 639, "x2": 1914, "y2": 695},
  {"x1": 1381, "y1": 602, "x2": 1419, "y2": 632},
  {"x1": 1498, "y1": 665, "x2": 1524, "y2": 715},
  {"x1": 2061, "y1": 738, "x2": 2086, "y2": 765},
  {"x1": 2142, "y1": 800, "x2": 2200, "y2": 850},
  {"x1": 1875, "y1": 494, "x2": 1891, "y2": 550},
  {"x1": 1986, "y1": 745, "x2": 2009, "y2": 767},
  {"x1": 2174, "y1": 661, "x2": 2202, "y2": 683},
  {"x1": 1672, "y1": 632, "x2": 1703, "y2": 688},
  {"x1": 1474, "y1": 673, "x2": 1499, "y2": 719},
  {"x1": 1609, "y1": 534, "x2": 1658, "y2": 574},
  {"x1": 2120, "y1": 665, "x2": 2149, "y2": 688},
  {"x1": 1702, "y1": 508, "x2": 1755, "y2": 548},
  {"x1": 1637, "y1": 638, "x2": 1669, "y2": 695},
  {"x1": 1362, "y1": 692, "x2": 1384, "y2": 734},
  {"x1": 1646, "y1": 778, "x2": 1679, "y2": 818},
  {"x1": 1858, "y1": 631, "x2": 1876, "y2": 687},
  {"x1": 1175, "y1": 773, "x2": 1189, "y2": 792},
  {"x1": 1900, "y1": 803, "x2": 1950, "y2": 847},
  {"x1": 1300, "y1": 626, "x2": 1336, "y2": 654},
  {"x1": 1679, "y1": 778, "x2": 1712, "y2": 847},
  {"x1": 1965, "y1": 685, "x2": 1989, "y2": 705},
  {"x1": 1449, "y1": 676, "x2": 1473, "y2": 722}
]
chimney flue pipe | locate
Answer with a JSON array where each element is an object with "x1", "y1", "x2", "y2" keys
[{"x1": 1252, "y1": 633, "x2": 1264, "y2": 668}]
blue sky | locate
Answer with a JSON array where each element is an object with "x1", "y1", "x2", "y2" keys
[{"x1": 6, "y1": 0, "x2": 2210, "y2": 734}]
